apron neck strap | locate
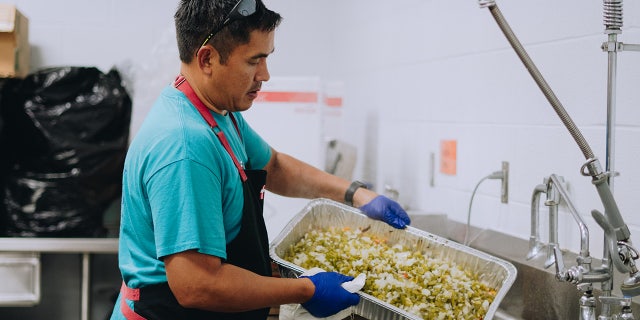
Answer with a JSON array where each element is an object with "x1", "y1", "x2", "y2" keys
[{"x1": 174, "y1": 75, "x2": 248, "y2": 182}]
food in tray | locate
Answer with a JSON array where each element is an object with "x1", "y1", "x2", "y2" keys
[{"x1": 284, "y1": 226, "x2": 497, "y2": 320}]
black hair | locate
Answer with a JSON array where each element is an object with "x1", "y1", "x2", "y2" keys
[{"x1": 174, "y1": 0, "x2": 282, "y2": 64}]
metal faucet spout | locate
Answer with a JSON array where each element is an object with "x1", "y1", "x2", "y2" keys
[
  {"x1": 548, "y1": 174, "x2": 590, "y2": 259},
  {"x1": 526, "y1": 183, "x2": 547, "y2": 260}
]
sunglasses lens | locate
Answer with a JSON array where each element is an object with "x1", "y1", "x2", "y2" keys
[
  {"x1": 231, "y1": 0, "x2": 256, "y2": 19},
  {"x1": 201, "y1": 0, "x2": 257, "y2": 49}
]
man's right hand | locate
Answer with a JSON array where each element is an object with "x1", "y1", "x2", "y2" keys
[{"x1": 301, "y1": 272, "x2": 360, "y2": 317}]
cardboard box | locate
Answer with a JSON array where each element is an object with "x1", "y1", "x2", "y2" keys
[{"x1": 0, "y1": 4, "x2": 29, "y2": 78}]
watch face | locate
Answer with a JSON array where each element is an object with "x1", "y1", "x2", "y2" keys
[{"x1": 345, "y1": 181, "x2": 367, "y2": 205}]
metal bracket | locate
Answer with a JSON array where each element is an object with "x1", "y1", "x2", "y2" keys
[{"x1": 601, "y1": 41, "x2": 640, "y2": 52}]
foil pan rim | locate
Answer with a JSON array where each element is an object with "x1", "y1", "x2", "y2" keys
[{"x1": 269, "y1": 198, "x2": 517, "y2": 320}]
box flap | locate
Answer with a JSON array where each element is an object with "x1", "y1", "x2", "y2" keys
[{"x1": 0, "y1": 4, "x2": 17, "y2": 33}]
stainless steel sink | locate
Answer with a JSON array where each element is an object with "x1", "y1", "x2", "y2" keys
[{"x1": 410, "y1": 214, "x2": 640, "y2": 320}]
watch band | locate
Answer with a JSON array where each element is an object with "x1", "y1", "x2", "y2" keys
[{"x1": 344, "y1": 180, "x2": 368, "y2": 206}]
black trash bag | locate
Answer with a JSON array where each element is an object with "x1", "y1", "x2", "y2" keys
[
  {"x1": 1, "y1": 66, "x2": 131, "y2": 237},
  {"x1": 0, "y1": 77, "x2": 22, "y2": 236},
  {"x1": 0, "y1": 85, "x2": 2, "y2": 236}
]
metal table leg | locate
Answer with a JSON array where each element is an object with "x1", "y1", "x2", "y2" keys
[{"x1": 81, "y1": 253, "x2": 90, "y2": 320}]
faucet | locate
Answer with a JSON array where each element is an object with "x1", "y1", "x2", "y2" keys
[
  {"x1": 525, "y1": 164, "x2": 640, "y2": 320},
  {"x1": 479, "y1": 0, "x2": 640, "y2": 318},
  {"x1": 527, "y1": 175, "x2": 590, "y2": 269},
  {"x1": 543, "y1": 176, "x2": 561, "y2": 268},
  {"x1": 528, "y1": 174, "x2": 612, "y2": 319},
  {"x1": 526, "y1": 176, "x2": 561, "y2": 269},
  {"x1": 526, "y1": 164, "x2": 640, "y2": 320},
  {"x1": 599, "y1": 296, "x2": 635, "y2": 320},
  {"x1": 526, "y1": 181, "x2": 546, "y2": 261}
]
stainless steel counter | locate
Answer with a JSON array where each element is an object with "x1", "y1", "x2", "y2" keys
[{"x1": 0, "y1": 237, "x2": 118, "y2": 253}]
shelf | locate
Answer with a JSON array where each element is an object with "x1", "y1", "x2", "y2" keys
[
  {"x1": 0, "y1": 238, "x2": 118, "y2": 253},
  {"x1": 0, "y1": 237, "x2": 119, "y2": 320}
]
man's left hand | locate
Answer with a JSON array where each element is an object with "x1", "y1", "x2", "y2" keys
[{"x1": 359, "y1": 195, "x2": 411, "y2": 229}]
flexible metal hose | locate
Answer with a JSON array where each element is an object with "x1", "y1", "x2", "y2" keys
[{"x1": 486, "y1": 4, "x2": 595, "y2": 160}]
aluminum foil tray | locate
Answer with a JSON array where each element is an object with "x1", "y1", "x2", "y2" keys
[{"x1": 269, "y1": 198, "x2": 517, "y2": 320}]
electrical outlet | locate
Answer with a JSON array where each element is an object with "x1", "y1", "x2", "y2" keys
[{"x1": 501, "y1": 161, "x2": 509, "y2": 203}]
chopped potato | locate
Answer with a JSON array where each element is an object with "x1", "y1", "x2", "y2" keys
[{"x1": 284, "y1": 227, "x2": 496, "y2": 320}]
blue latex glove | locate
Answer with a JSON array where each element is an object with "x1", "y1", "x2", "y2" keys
[
  {"x1": 301, "y1": 272, "x2": 360, "y2": 318},
  {"x1": 359, "y1": 195, "x2": 411, "y2": 229}
]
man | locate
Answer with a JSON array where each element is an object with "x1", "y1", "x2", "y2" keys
[{"x1": 110, "y1": 0, "x2": 411, "y2": 319}]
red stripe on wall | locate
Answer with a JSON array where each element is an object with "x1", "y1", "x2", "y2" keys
[
  {"x1": 324, "y1": 97, "x2": 343, "y2": 107},
  {"x1": 256, "y1": 91, "x2": 318, "y2": 103}
]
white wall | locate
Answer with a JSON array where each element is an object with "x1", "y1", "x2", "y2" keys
[
  {"x1": 13, "y1": 0, "x2": 640, "y2": 258},
  {"x1": 328, "y1": 0, "x2": 640, "y2": 259}
]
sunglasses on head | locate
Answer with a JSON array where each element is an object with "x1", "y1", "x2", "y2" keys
[{"x1": 200, "y1": 0, "x2": 257, "y2": 48}]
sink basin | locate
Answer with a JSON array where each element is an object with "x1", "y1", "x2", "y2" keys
[
  {"x1": 410, "y1": 214, "x2": 640, "y2": 319},
  {"x1": 493, "y1": 309, "x2": 523, "y2": 320}
]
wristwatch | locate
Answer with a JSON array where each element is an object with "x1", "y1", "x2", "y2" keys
[{"x1": 344, "y1": 181, "x2": 368, "y2": 206}]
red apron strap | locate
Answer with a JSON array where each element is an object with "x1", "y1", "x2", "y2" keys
[
  {"x1": 120, "y1": 282, "x2": 146, "y2": 320},
  {"x1": 174, "y1": 75, "x2": 248, "y2": 182},
  {"x1": 121, "y1": 282, "x2": 140, "y2": 300}
]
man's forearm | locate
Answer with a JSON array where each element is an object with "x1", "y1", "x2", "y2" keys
[
  {"x1": 165, "y1": 250, "x2": 314, "y2": 312},
  {"x1": 264, "y1": 150, "x2": 346, "y2": 200}
]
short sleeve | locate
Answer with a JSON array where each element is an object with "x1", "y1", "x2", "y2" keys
[{"x1": 146, "y1": 159, "x2": 229, "y2": 260}]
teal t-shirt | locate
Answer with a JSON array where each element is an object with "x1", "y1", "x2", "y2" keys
[{"x1": 118, "y1": 85, "x2": 272, "y2": 289}]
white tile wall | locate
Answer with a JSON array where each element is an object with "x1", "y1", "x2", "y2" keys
[
  {"x1": 329, "y1": 0, "x2": 640, "y2": 259},
  {"x1": 12, "y1": 0, "x2": 640, "y2": 259}
]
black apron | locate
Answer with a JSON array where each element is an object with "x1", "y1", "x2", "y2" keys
[{"x1": 119, "y1": 76, "x2": 272, "y2": 320}]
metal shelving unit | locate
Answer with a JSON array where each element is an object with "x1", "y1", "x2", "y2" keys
[{"x1": 0, "y1": 237, "x2": 119, "y2": 320}]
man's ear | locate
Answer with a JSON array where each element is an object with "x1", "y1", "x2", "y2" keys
[{"x1": 196, "y1": 46, "x2": 219, "y2": 74}]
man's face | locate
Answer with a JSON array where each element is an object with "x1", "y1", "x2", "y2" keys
[{"x1": 210, "y1": 29, "x2": 275, "y2": 112}]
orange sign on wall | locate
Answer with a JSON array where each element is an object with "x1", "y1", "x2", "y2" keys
[{"x1": 440, "y1": 140, "x2": 457, "y2": 175}]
